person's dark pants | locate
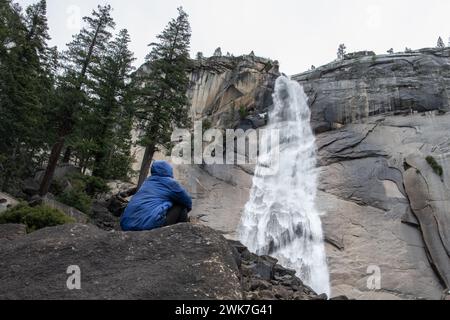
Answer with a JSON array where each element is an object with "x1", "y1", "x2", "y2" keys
[{"x1": 164, "y1": 204, "x2": 189, "y2": 226}]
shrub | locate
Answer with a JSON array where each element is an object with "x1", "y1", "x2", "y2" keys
[
  {"x1": 239, "y1": 105, "x2": 248, "y2": 120},
  {"x1": 53, "y1": 174, "x2": 108, "y2": 214},
  {"x1": 57, "y1": 188, "x2": 92, "y2": 214},
  {"x1": 426, "y1": 156, "x2": 443, "y2": 177},
  {"x1": 69, "y1": 174, "x2": 110, "y2": 197},
  {"x1": 0, "y1": 203, "x2": 75, "y2": 233}
]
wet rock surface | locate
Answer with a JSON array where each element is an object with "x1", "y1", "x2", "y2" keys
[{"x1": 228, "y1": 241, "x2": 325, "y2": 300}]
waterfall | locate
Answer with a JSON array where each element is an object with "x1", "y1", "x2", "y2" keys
[{"x1": 238, "y1": 76, "x2": 330, "y2": 296}]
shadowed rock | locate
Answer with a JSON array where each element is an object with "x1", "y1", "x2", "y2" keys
[{"x1": 0, "y1": 223, "x2": 243, "y2": 300}]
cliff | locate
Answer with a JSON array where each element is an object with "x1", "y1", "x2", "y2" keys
[
  {"x1": 187, "y1": 55, "x2": 279, "y2": 128},
  {"x1": 178, "y1": 49, "x2": 450, "y2": 300},
  {"x1": 292, "y1": 48, "x2": 450, "y2": 133},
  {"x1": 292, "y1": 48, "x2": 450, "y2": 299}
]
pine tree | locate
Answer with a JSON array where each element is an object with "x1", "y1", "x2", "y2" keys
[
  {"x1": 213, "y1": 47, "x2": 222, "y2": 57},
  {"x1": 337, "y1": 44, "x2": 346, "y2": 60},
  {"x1": 135, "y1": 7, "x2": 192, "y2": 188},
  {"x1": 88, "y1": 29, "x2": 136, "y2": 180},
  {"x1": 437, "y1": 36, "x2": 445, "y2": 48},
  {"x1": 0, "y1": 0, "x2": 55, "y2": 190},
  {"x1": 196, "y1": 51, "x2": 204, "y2": 60},
  {"x1": 38, "y1": 5, "x2": 115, "y2": 196}
]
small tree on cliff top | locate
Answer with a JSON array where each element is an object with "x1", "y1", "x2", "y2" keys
[
  {"x1": 437, "y1": 36, "x2": 445, "y2": 48},
  {"x1": 135, "y1": 7, "x2": 192, "y2": 188},
  {"x1": 337, "y1": 44, "x2": 346, "y2": 60}
]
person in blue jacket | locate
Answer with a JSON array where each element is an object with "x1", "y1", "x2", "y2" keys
[{"x1": 120, "y1": 161, "x2": 192, "y2": 231}]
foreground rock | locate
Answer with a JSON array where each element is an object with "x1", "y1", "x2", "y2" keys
[
  {"x1": 0, "y1": 222, "x2": 325, "y2": 300},
  {"x1": 0, "y1": 223, "x2": 242, "y2": 300},
  {"x1": 0, "y1": 224, "x2": 26, "y2": 241},
  {"x1": 228, "y1": 241, "x2": 327, "y2": 300}
]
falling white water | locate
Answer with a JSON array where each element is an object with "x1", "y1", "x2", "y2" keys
[{"x1": 239, "y1": 76, "x2": 330, "y2": 296}]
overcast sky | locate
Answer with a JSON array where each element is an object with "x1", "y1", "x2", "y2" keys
[{"x1": 16, "y1": 0, "x2": 450, "y2": 75}]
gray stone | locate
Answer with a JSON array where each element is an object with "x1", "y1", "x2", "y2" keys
[
  {"x1": 0, "y1": 223, "x2": 242, "y2": 300},
  {"x1": 0, "y1": 192, "x2": 19, "y2": 213},
  {"x1": 292, "y1": 49, "x2": 450, "y2": 132},
  {"x1": 403, "y1": 154, "x2": 450, "y2": 289},
  {"x1": 0, "y1": 224, "x2": 27, "y2": 241}
]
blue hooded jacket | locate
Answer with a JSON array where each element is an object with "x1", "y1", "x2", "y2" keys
[{"x1": 120, "y1": 161, "x2": 192, "y2": 231}]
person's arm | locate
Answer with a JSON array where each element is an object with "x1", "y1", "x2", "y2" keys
[{"x1": 169, "y1": 180, "x2": 193, "y2": 211}]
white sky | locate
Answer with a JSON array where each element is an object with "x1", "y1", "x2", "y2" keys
[{"x1": 16, "y1": 0, "x2": 450, "y2": 75}]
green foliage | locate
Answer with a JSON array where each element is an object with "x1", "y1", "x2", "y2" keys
[
  {"x1": 37, "y1": 5, "x2": 116, "y2": 195},
  {"x1": 54, "y1": 173, "x2": 109, "y2": 213},
  {"x1": 135, "y1": 7, "x2": 192, "y2": 151},
  {"x1": 70, "y1": 174, "x2": 109, "y2": 197},
  {"x1": 0, "y1": 203, "x2": 75, "y2": 233},
  {"x1": 0, "y1": 0, "x2": 56, "y2": 190},
  {"x1": 239, "y1": 105, "x2": 248, "y2": 120},
  {"x1": 81, "y1": 29, "x2": 136, "y2": 180},
  {"x1": 134, "y1": 7, "x2": 192, "y2": 185},
  {"x1": 426, "y1": 156, "x2": 443, "y2": 177},
  {"x1": 57, "y1": 188, "x2": 92, "y2": 214}
]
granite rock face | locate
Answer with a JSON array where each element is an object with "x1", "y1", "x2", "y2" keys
[
  {"x1": 292, "y1": 48, "x2": 450, "y2": 133},
  {"x1": 295, "y1": 50, "x2": 450, "y2": 298},
  {"x1": 187, "y1": 55, "x2": 280, "y2": 128}
]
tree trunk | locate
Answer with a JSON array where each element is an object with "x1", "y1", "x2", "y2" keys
[
  {"x1": 39, "y1": 136, "x2": 66, "y2": 196},
  {"x1": 92, "y1": 149, "x2": 107, "y2": 178},
  {"x1": 62, "y1": 146, "x2": 72, "y2": 164},
  {"x1": 137, "y1": 144, "x2": 156, "y2": 190}
]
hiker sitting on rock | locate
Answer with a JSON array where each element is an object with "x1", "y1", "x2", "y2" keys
[{"x1": 120, "y1": 161, "x2": 192, "y2": 231}]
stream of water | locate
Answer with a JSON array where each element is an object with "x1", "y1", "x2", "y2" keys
[{"x1": 239, "y1": 76, "x2": 331, "y2": 296}]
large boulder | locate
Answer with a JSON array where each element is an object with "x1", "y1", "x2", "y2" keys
[
  {"x1": 0, "y1": 223, "x2": 243, "y2": 300},
  {"x1": 0, "y1": 192, "x2": 19, "y2": 213}
]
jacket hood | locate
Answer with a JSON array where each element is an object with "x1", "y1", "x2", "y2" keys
[{"x1": 151, "y1": 161, "x2": 174, "y2": 178}]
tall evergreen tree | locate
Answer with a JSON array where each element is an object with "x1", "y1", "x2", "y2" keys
[
  {"x1": 38, "y1": 5, "x2": 115, "y2": 196},
  {"x1": 88, "y1": 29, "x2": 136, "y2": 180},
  {"x1": 135, "y1": 7, "x2": 192, "y2": 188},
  {"x1": 0, "y1": 0, "x2": 55, "y2": 190}
]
